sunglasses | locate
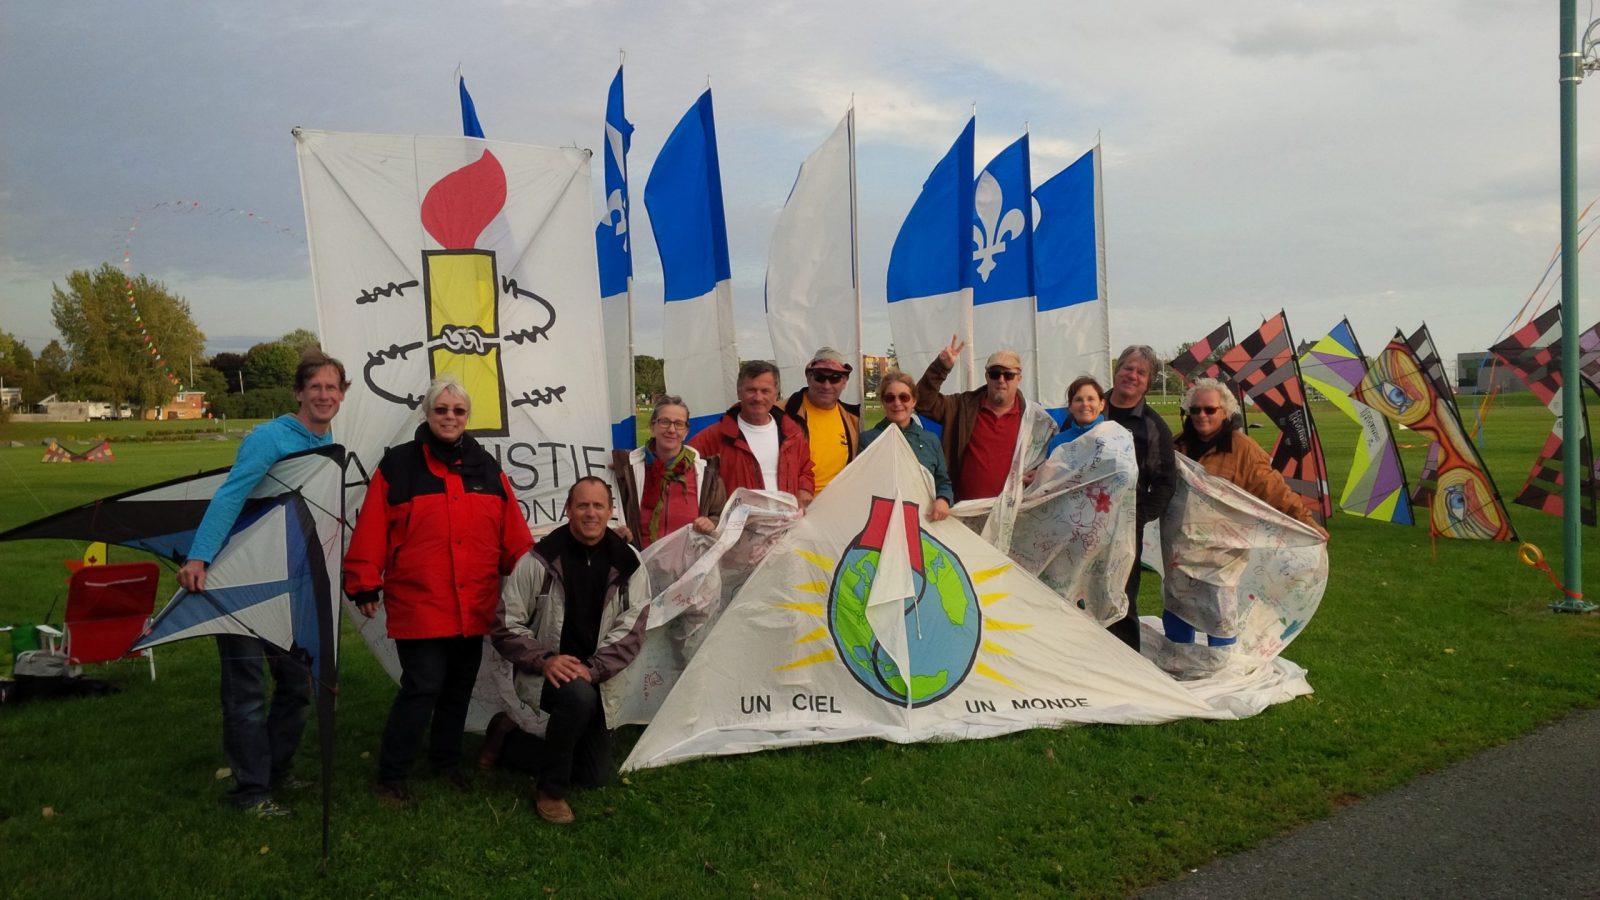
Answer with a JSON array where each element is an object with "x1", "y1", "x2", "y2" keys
[
  {"x1": 986, "y1": 368, "x2": 1019, "y2": 381},
  {"x1": 1188, "y1": 405, "x2": 1221, "y2": 415},
  {"x1": 881, "y1": 392, "x2": 914, "y2": 403},
  {"x1": 653, "y1": 418, "x2": 689, "y2": 431},
  {"x1": 431, "y1": 405, "x2": 469, "y2": 417},
  {"x1": 808, "y1": 370, "x2": 847, "y2": 384}
]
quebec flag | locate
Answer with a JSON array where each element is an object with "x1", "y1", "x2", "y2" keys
[
  {"x1": 887, "y1": 118, "x2": 976, "y2": 391},
  {"x1": 458, "y1": 71, "x2": 485, "y2": 139},
  {"x1": 597, "y1": 66, "x2": 637, "y2": 449},
  {"x1": 643, "y1": 89, "x2": 739, "y2": 435},
  {"x1": 1033, "y1": 145, "x2": 1110, "y2": 423},
  {"x1": 971, "y1": 135, "x2": 1036, "y2": 396}
]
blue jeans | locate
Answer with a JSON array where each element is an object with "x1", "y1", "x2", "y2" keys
[
  {"x1": 1161, "y1": 610, "x2": 1238, "y2": 647},
  {"x1": 378, "y1": 636, "x2": 483, "y2": 783},
  {"x1": 217, "y1": 634, "x2": 311, "y2": 807}
]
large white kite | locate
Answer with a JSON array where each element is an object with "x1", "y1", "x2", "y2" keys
[{"x1": 622, "y1": 428, "x2": 1220, "y2": 771}]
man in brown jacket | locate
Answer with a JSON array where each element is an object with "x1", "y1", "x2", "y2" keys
[{"x1": 915, "y1": 335, "x2": 1033, "y2": 502}]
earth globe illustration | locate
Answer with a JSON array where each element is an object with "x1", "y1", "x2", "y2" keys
[{"x1": 828, "y1": 497, "x2": 981, "y2": 707}]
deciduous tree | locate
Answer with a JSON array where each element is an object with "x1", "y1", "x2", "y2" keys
[{"x1": 49, "y1": 263, "x2": 205, "y2": 410}]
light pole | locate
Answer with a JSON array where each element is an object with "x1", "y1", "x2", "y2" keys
[{"x1": 1554, "y1": 4, "x2": 1597, "y2": 611}]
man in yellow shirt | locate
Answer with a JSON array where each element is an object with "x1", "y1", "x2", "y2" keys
[{"x1": 782, "y1": 347, "x2": 861, "y2": 493}]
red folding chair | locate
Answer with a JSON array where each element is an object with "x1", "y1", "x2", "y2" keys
[{"x1": 58, "y1": 561, "x2": 160, "y2": 680}]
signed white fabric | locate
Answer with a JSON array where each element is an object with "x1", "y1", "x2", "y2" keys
[
  {"x1": 622, "y1": 428, "x2": 1219, "y2": 772},
  {"x1": 1155, "y1": 455, "x2": 1329, "y2": 674},
  {"x1": 609, "y1": 490, "x2": 803, "y2": 726}
]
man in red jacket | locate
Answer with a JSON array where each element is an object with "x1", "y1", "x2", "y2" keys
[{"x1": 689, "y1": 360, "x2": 815, "y2": 509}]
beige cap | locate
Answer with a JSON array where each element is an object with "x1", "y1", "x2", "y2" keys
[
  {"x1": 806, "y1": 347, "x2": 853, "y2": 373},
  {"x1": 984, "y1": 350, "x2": 1022, "y2": 373}
]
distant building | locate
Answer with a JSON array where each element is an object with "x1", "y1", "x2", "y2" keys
[
  {"x1": 145, "y1": 391, "x2": 208, "y2": 420},
  {"x1": 1457, "y1": 353, "x2": 1527, "y2": 395},
  {"x1": 0, "y1": 386, "x2": 21, "y2": 412},
  {"x1": 861, "y1": 355, "x2": 893, "y2": 398}
]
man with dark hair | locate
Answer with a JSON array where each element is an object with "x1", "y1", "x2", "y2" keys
[
  {"x1": 782, "y1": 347, "x2": 860, "y2": 494},
  {"x1": 485, "y1": 476, "x2": 649, "y2": 824},
  {"x1": 689, "y1": 360, "x2": 815, "y2": 507},
  {"x1": 178, "y1": 349, "x2": 348, "y2": 818}
]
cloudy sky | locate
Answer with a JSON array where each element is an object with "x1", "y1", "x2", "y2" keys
[{"x1": 3, "y1": 0, "x2": 1598, "y2": 378}]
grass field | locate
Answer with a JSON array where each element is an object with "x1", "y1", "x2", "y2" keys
[{"x1": 0, "y1": 398, "x2": 1596, "y2": 897}]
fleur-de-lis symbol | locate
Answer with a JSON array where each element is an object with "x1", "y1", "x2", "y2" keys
[
  {"x1": 603, "y1": 121, "x2": 630, "y2": 251},
  {"x1": 971, "y1": 171, "x2": 1025, "y2": 282},
  {"x1": 605, "y1": 189, "x2": 628, "y2": 251}
]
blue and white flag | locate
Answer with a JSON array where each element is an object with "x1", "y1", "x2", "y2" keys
[
  {"x1": 766, "y1": 108, "x2": 861, "y2": 405},
  {"x1": 1033, "y1": 145, "x2": 1109, "y2": 424},
  {"x1": 458, "y1": 69, "x2": 485, "y2": 139},
  {"x1": 597, "y1": 65, "x2": 637, "y2": 449},
  {"x1": 643, "y1": 89, "x2": 739, "y2": 435},
  {"x1": 888, "y1": 118, "x2": 976, "y2": 391},
  {"x1": 971, "y1": 134, "x2": 1036, "y2": 395}
]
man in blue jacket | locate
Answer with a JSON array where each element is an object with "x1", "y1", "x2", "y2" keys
[{"x1": 177, "y1": 351, "x2": 347, "y2": 818}]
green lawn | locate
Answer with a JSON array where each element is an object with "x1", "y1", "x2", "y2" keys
[{"x1": 0, "y1": 397, "x2": 1595, "y2": 897}]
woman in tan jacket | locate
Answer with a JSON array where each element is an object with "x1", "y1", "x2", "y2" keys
[{"x1": 1167, "y1": 377, "x2": 1328, "y2": 646}]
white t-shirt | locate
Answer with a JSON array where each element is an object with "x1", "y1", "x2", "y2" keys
[{"x1": 738, "y1": 416, "x2": 780, "y2": 490}]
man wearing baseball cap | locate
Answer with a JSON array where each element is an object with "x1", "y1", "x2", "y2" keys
[
  {"x1": 782, "y1": 347, "x2": 861, "y2": 494},
  {"x1": 916, "y1": 336, "x2": 1034, "y2": 501}
]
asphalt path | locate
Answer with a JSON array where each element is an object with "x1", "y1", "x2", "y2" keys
[{"x1": 1141, "y1": 706, "x2": 1600, "y2": 899}]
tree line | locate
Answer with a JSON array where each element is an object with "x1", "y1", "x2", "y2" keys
[{"x1": 1, "y1": 264, "x2": 322, "y2": 422}]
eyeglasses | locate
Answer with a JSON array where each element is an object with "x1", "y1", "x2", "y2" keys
[
  {"x1": 881, "y1": 392, "x2": 914, "y2": 403},
  {"x1": 986, "y1": 368, "x2": 1019, "y2": 382},
  {"x1": 1188, "y1": 405, "x2": 1221, "y2": 415},
  {"x1": 808, "y1": 370, "x2": 846, "y2": 384},
  {"x1": 431, "y1": 406, "x2": 469, "y2": 417},
  {"x1": 653, "y1": 419, "x2": 689, "y2": 431}
]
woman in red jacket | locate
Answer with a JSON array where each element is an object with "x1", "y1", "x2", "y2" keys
[{"x1": 344, "y1": 377, "x2": 532, "y2": 807}]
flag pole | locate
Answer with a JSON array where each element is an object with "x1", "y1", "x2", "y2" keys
[
  {"x1": 1554, "y1": 2, "x2": 1592, "y2": 610},
  {"x1": 848, "y1": 102, "x2": 863, "y2": 403}
]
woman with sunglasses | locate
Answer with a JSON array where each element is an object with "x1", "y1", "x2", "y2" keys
[
  {"x1": 859, "y1": 371, "x2": 953, "y2": 521},
  {"x1": 344, "y1": 376, "x2": 534, "y2": 808},
  {"x1": 616, "y1": 395, "x2": 721, "y2": 548},
  {"x1": 1174, "y1": 378, "x2": 1327, "y2": 535}
]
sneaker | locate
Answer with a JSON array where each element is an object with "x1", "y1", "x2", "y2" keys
[
  {"x1": 535, "y1": 790, "x2": 574, "y2": 825},
  {"x1": 374, "y1": 781, "x2": 417, "y2": 810},
  {"x1": 478, "y1": 711, "x2": 518, "y2": 772},
  {"x1": 244, "y1": 799, "x2": 293, "y2": 819}
]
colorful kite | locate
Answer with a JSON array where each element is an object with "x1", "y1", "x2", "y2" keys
[
  {"x1": 1404, "y1": 324, "x2": 1457, "y2": 508},
  {"x1": 1297, "y1": 319, "x2": 1414, "y2": 524},
  {"x1": 1218, "y1": 312, "x2": 1332, "y2": 520},
  {"x1": 1488, "y1": 307, "x2": 1600, "y2": 525},
  {"x1": 41, "y1": 440, "x2": 114, "y2": 463},
  {"x1": 1355, "y1": 337, "x2": 1516, "y2": 541},
  {"x1": 1170, "y1": 320, "x2": 1249, "y2": 426}
]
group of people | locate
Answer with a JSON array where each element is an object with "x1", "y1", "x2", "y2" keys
[{"x1": 183, "y1": 339, "x2": 1328, "y2": 826}]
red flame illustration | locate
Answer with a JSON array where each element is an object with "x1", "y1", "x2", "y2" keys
[
  {"x1": 858, "y1": 497, "x2": 925, "y2": 572},
  {"x1": 421, "y1": 150, "x2": 507, "y2": 249}
]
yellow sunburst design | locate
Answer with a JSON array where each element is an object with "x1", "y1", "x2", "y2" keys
[
  {"x1": 794, "y1": 581, "x2": 829, "y2": 595},
  {"x1": 973, "y1": 661, "x2": 1019, "y2": 688},
  {"x1": 793, "y1": 626, "x2": 829, "y2": 645},
  {"x1": 984, "y1": 618, "x2": 1032, "y2": 631},
  {"x1": 979, "y1": 591, "x2": 1009, "y2": 606},
  {"x1": 775, "y1": 601, "x2": 825, "y2": 617},
  {"x1": 980, "y1": 639, "x2": 1013, "y2": 656},
  {"x1": 971, "y1": 563, "x2": 1012, "y2": 584},
  {"x1": 794, "y1": 549, "x2": 836, "y2": 572},
  {"x1": 775, "y1": 649, "x2": 836, "y2": 671}
]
